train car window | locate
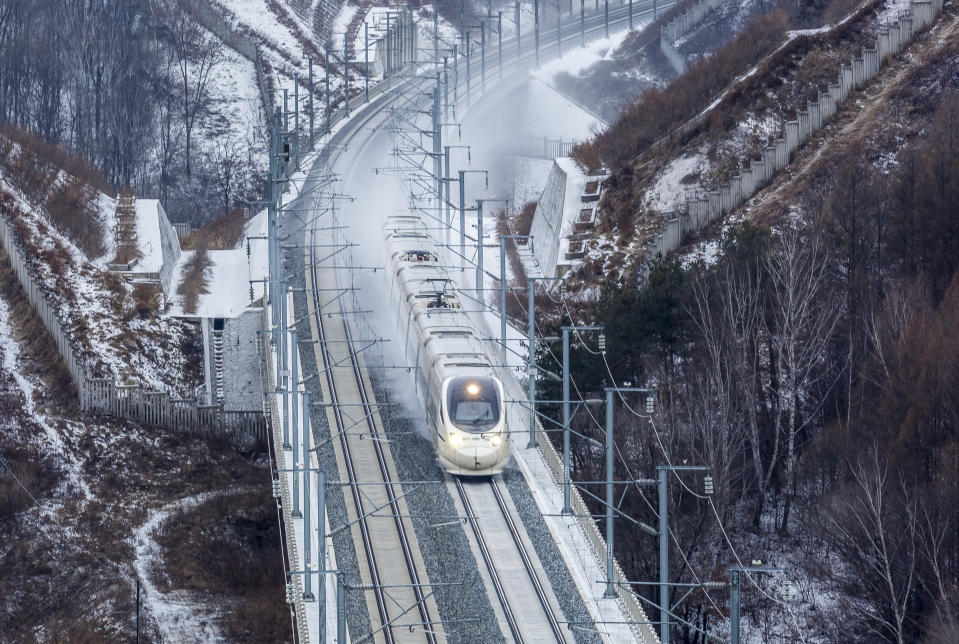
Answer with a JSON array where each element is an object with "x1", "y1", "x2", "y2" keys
[{"x1": 446, "y1": 376, "x2": 500, "y2": 432}]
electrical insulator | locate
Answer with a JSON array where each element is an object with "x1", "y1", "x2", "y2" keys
[
  {"x1": 704, "y1": 475, "x2": 713, "y2": 495},
  {"x1": 598, "y1": 333, "x2": 606, "y2": 352},
  {"x1": 246, "y1": 239, "x2": 251, "y2": 257},
  {"x1": 285, "y1": 582, "x2": 295, "y2": 604},
  {"x1": 645, "y1": 396, "x2": 654, "y2": 414},
  {"x1": 559, "y1": 282, "x2": 567, "y2": 298},
  {"x1": 272, "y1": 479, "x2": 282, "y2": 499}
]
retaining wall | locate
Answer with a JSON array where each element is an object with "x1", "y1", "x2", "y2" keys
[
  {"x1": 642, "y1": 0, "x2": 945, "y2": 269},
  {"x1": 660, "y1": 0, "x2": 724, "y2": 74}
]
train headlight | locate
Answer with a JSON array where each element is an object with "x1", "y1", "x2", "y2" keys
[
  {"x1": 465, "y1": 383, "x2": 481, "y2": 396},
  {"x1": 490, "y1": 435, "x2": 502, "y2": 447},
  {"x1": 449, "y1": 432, "x2": 463, "y2": 447}
]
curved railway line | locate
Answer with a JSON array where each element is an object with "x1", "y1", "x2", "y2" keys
[
  {"x1": 290, "y1": 3, "x2": 675, "y2": 641},
  {"x1": 307, "y1": 163, "x2": 441, "y2": 642}
]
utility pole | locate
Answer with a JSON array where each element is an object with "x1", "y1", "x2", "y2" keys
[
  {"x1": 515, "y1": 1, "x2": 521, "y2": 58},
  {"x1": 629, "y1": 0, "x2": 633, "y2": 30},
  {"x1": 344, "y1": 37, "x2": 350, "y2": 117},
  {"x1": 526, "y1": 276, "x2": 562, "y2": 448},
  {"x1": 325, "y1": 49, "x2": 331, "y2": 133},
  {"x1": 498, "y1": 12, "x2": 503, "y2": 80},
  {"x1": 481, "y1": 22, "x2": 486, "y2": 94},
  {"x1": 602, "y1": 386, "x2": 655, "y2": 597},
  {"x1": 605, "y1": 0, "x2": 609, "y2": 37},
  {"x1": 135, "y1": 578, "x2": 140, "y2": 643},
  {"x1": 365, "y1": 22, "x2": 370, "y2": 102},
  {"x1": 291, "y1": 329, "x2": 300, "y2": 518},
  {"x1": 560, "y1": 325, "x2": 602, "y2": 514},
  {"x1": 475, "y1": 197, "x2": 508, "y2": 298},
  {"x1": 453, "y1": 44, "x2": 459, "y2": 113},
  {"x1": 534, "y1": 0, "x2": 541, "y2": 67},
  {"x1": 640, "y1": 464, "x2": 712, "y2": 643},
  {"x1": 386, "y1": 14, "x2": 392, "y2": 84},
  {"x1": 443, "y1": 57, "x2": 450, "y2": 121},
  {"x1": 557, "y1": 0, "x2": 562, "y2": 58},
  {"x1": 458, "y1": 170, "x2": 487, "y2": 271},
  {"x1": 465, "y1": 30, "x2": 472, "y2": 106},
  {"x1": 301, "y1": 390, "x2": 313, "y2": 600},
  {"x1": 336, "y1": 572, "x2": 346, "y2": 644},
  {"x1": 317, "y1": 469, "x2": 327, "y2": 642},
  {"x1": 293, "y1": 75, "x2": 300, "y2": 170},
  {"x1": 581, "y1": 0, "x2": 585, "y2": 47},
  {"x1": 309, "y1": 58, "x2": 314, "y2": 140},
  {"x1": 434, "y1": 1, "x2": 439, "y2": 62},
  {"x1": 433, "y1": 83, "x2": 443, "y2": 241}
]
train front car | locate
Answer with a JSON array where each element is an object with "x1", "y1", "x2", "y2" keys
[
  {"x1": 384, "y1": 217, "x2": 511, "y2": 477},
  {"x1": 437, "y1": 374, "x2": 509, "y2": 476}
]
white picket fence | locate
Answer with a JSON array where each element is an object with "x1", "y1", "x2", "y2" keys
[{"x1": 0, "y1": 213, "x2": 267, "y2": 443}]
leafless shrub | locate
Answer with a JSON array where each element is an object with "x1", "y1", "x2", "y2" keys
[
  {"x1": 177, "y1": 237, "x2": 212, "y2": 314},
  {"x1": 180, "y1": 207, "x2": 245, "y2": 250}
]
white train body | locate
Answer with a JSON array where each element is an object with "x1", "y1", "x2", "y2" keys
[{"x1": 384, "y1": 216, "x2": 510, "y2": 476}]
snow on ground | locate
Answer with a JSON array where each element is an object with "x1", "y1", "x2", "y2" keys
[
  {"x1": 168, "y1": 210, "x2": 269, "y2": 318},
  {"x1": 95, "y1": 192, "x2": 118, "y2": 269},
  {"x1": 134, "y1": 200, "x2": 166, "y2": 274},
  {"x1": 876, "y1": 0, "x2": 914, "y2": 25},
  {"x1": 0, "y1": 160, "x2": 199, "y2": 393},
  {"x1": 201, "y1": 47, "x2": 266, "y2": 171},
  {"x1": 0, "y1": 292, "x2": 92, "y2": 503},
  {"x1": 526, "y1": 78, "x2": 606, "y2": 139},
  {"x1": 332, "y1": 2, "x2": 359, "y2": 53},
  {"x1": 133, "y1": 492, "x2": 226, "y2": 643},
  {"x1": 642, "y1": 150, "x2": 709, "y2": 214},
  {"x1": 216, "y1": 0, "x2": 312, "y2": 62}
]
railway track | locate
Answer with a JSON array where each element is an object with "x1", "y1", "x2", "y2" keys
[
  {"x1": 307, "y1": 167, "x2": 441, "y2": 642},
  {"x1": 291, "y1": 4, "x2": 677, "y2": 641},
  {"x1": 453, "y1": 476, "x2": 568, "y2": 644}
]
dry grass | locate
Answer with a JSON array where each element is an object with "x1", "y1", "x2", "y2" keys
[
  {"x1": 154, "y1": 488, "x2": 288, "y2": 640},
  {"x1": 177, "y1": 240, "x2": 212, "y2": 314},
  {"x1": 180, "y1": 207, "x2": 246, "y2": 251},
  {"x1": 0, "y1": 249, "x2": 76, "y2": 410},
  {"x1": 0, "y1": 123, "x2": 110, "y2": 259}
]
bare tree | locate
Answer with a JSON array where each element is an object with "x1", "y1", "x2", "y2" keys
[
  {"x1": 169, "y1": 11, "x2": 220, "y2": 179},
  {"x1": 210, "y1": 137, "x2": 243, "y2": 216},
  {"x1": 828, "y1": 453, "x2": 918, "y2": 644},
  {"x1": 764, "y1": 227, "x2": 841, "y2": 532}
]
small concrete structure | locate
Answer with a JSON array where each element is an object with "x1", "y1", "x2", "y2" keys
[
  {"x1": 529, "y1": 158, "x2": 608, "y2": 277},
  {"x1": 109, "y1": 198, "x2": 181, "y2": 300}
]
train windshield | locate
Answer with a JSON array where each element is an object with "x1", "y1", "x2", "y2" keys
[{"x1": 446, "y1": 376, "x2": 500, "y2": 432}]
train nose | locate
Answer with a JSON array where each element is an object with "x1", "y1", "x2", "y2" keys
[{"x1": 455, "y1": 444, "x2": 500, "y2": 471}]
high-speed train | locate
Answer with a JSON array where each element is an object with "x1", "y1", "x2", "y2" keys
[{"x1": 384, "y1": 215, "x2": 510, "y2": 476}]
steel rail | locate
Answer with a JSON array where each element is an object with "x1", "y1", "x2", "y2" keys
[
  {"x1": 490, "y1": 478, "x2": 566, "y2": 643},
  {"x1": 340, "y1": 296, "x2": 438, "y2": 643},
  {"x1": 453, "y1": 476, "x2": 524, "y2": 643},
  {"x1": 310, "y1": 234, "x2": 394, "y2": 643},
  {"x1": 306, "y1": 79, "x2": 440, "y2": 642}
]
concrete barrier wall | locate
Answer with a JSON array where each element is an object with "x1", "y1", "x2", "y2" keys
[
  {"x1": 661, "y1": 37, "x2": 687, "y2": 74},
  {"x1": 642, "y1": 0, "x2": 945, "y2": 264},
  {"x1": 529, "y1": 161, "x2": 568, "y2": 276},
  {"x1": 660, "y1": 0, "x2": 723, "y2": 74}
]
